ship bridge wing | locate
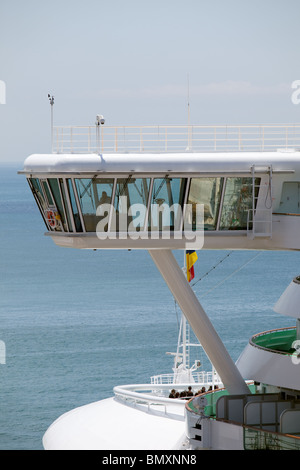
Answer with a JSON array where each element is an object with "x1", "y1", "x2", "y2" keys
[{"x1": 20, "y1": 150, "x2": 300, "y2": 251}]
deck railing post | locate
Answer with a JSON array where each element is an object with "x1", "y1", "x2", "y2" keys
[
  {"x1": 115, "y1": 127, "x2": 118, "y2": 152},
  {"x1": 165, "y1": 128, "x2": 168, "y2": 152},
  {"x1": 214, "y1": 127, "x2": 217, "y2": 151},
  {"x1": 140, "y1": 127, "x2": 143, "y2": 152}
]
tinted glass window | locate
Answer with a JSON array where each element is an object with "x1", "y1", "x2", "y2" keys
[
  {"x1": 114, "y1": 178, "x2": 150, "y2": 231},
  {"x1": 67, "y1": 179, "x2": 83, "y2": 232},
  {"x1": 30, "y1": 178, "x2": 48, "y2": 212},
  {"x1": 219, "y1": 177, "x2": 259, "y2": 230},
  {"x1": 75, "y1": 178, "x2": 114, "y2": 232},
  {"x1": 150, "y1": 178, "x2": 186, "y2": 231},
  {"x1": 48, "y1": 178, "x2": 68, "y2": 231},
  {"x1": 188, "y1": 178, "x2": 223, "y2": 231}
]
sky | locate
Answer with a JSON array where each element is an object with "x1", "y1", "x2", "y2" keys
[{"x1": 0, "y1": 0, "x2": 300, "y2": 163}]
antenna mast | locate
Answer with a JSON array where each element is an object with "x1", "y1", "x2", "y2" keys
[
  {"x1": 48, "y1": 94, "x2": 54, "y2": 153},
  {"x1": 187, "y1": 73, "x2": 190, "y2": 127},
  {"x1": 187, "y1": 74, "x2": 192, "y2": 150}
]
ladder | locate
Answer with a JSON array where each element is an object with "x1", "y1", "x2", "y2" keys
[{"x1": 247, "y1": 165, "x2": 273, "y2": 239}]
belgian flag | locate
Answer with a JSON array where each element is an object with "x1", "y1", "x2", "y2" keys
[{"x1": 186, "y1": 250, "x2": 198, "y2": 283}]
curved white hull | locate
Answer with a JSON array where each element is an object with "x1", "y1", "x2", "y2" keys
[{"x1": 43, "y1": 396, "x2": 187, "y2": 450}]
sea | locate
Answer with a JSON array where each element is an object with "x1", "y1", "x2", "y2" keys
[{"x1": 0, "y1": 163, "x2": 298, "y2": 450}]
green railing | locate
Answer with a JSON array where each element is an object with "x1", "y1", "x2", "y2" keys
[{"x1": 251, "y1": 327, "x2": 297, "y2": 355}]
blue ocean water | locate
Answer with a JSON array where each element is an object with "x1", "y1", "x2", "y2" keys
[{"x1": 0, "y1": 163, "x2": 299, "y2": 450}]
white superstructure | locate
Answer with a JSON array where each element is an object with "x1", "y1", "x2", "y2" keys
[{"x1": 20, "y1": 121, "x2": 300, "y2": 450}]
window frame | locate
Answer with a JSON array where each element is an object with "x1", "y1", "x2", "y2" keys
[{"x1": 28, "y1": 173, "x2": 262, "y2": 235}]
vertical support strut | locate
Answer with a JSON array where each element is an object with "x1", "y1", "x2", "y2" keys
[{"x1": 149, "y1": 249, "x2": 249, "y2": 396}]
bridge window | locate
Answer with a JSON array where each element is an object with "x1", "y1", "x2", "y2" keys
[
  {"x1": 74, "y1": 178, "x2": 114, "y2": 232},
  {"x1": 28, "y1": 178, "x2": 49, "y2": 229},
  {"x1": 114, "y1": 178, "x2": 150, "y2": 231},
  {"x1": 41, "y1": 180, "x2": 54, "y2": 206},
  {"x1": 219, "y1": 178, "x2": 258, "y2": 230},
  {"x1": 67, "y1": 179, "x2": 83, "y2": 232},
  {"x1": 149, "y1": 178, "x2": 187, "y2": 231},
  {"x1": 188, "y1": 177, "x2": 260, "y2": 231},
  {"x1": 29, "y1": 175, "x2": 262, "y2": 235},
  {"x1": 58, "y1": 179, "x2": 73, "y2": 232},
  {"x1": 48, "y1": 178, "x2": 68, "y2": 232},
  {"x1": 187, "y1": 178, "x2": 223, "y2": 230},
  {"x1": 29, "y1": 178, "x2": 63, "y2": 231},
  {"x1": 29, "y1": 178, "x2": 48, "y2": 212}
]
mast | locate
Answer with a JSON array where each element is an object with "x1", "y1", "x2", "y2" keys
[
  {"x1": 187, "y1": 74, "x2": 192, "y2": 150},
  {"x1": 182, "y1": 250, "x2": 187, "y2": 371},
  {"x1": 48, "y1": 94, "x2": 54, "y2": 153}
]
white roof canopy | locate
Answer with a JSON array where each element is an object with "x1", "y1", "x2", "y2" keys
[{"x1": 274, "y1": 277, "x2": 300, "y2": 319}]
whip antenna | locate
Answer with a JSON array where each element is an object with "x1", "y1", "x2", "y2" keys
[{"x1": 48, "y1": 94, "x2": 54, "y2": 153}]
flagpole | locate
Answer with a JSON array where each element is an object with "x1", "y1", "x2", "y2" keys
[{"x1": 183, "y1": 249, "x2": 187, "y2": 369}]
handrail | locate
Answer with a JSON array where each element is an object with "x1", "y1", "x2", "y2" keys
[
  {"x1": 244, "y1": 424, "x2": 300, "y2": 450},
  {"x1": 52, "y1": 123, "x2": 300, "y2": 154},
  {"x1": 113, "y1": 383, "x2": 194, "y2": 411},
  {"x1": 150, "y1": 370, "x2": 222, "y2": 385}
]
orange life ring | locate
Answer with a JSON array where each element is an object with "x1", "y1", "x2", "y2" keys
[{"x1": 46, "y1": 210, "x2": 57, "y2": 228}]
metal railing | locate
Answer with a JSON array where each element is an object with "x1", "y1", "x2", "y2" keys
[
  {"x1": 52, "y1": 124, "x2": 300, "y2": 154},
  {"x1": 150, "y1": 370, "x2": 222, "y2": 386},
  {"x1": 113, "y1": 383, "x2": 187, "y2": 414},
  {"x1": 244, "y1": 425, "x2": 300, "y2": 450}
]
